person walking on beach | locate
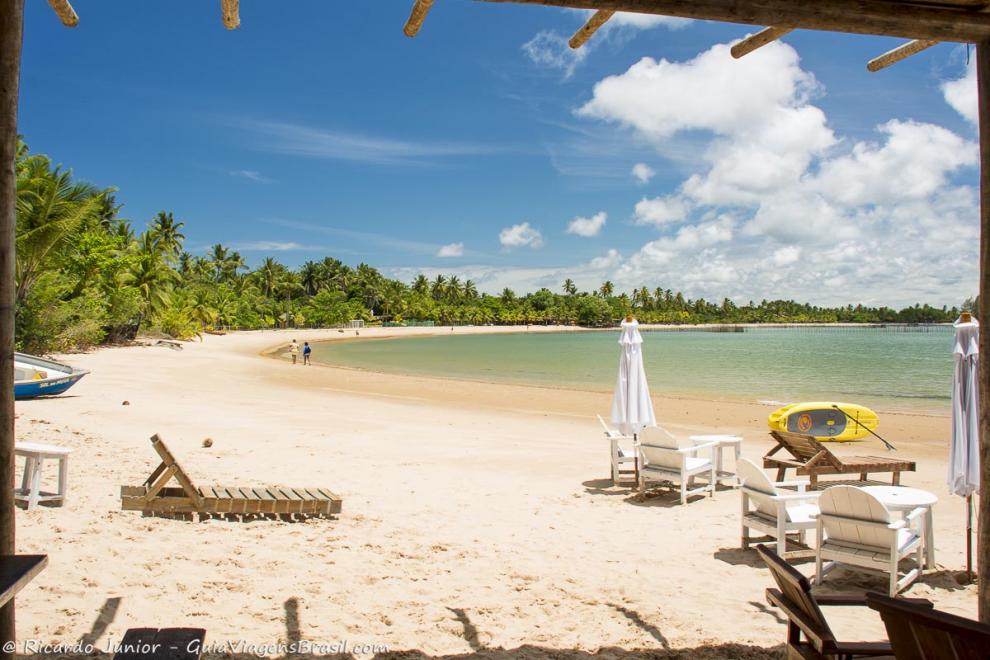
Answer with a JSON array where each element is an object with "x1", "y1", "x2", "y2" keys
[
  {"x1": 303, "y1": 341, "x2": 312, "y2": 366},
  {"x1": 289, "y1": 339, "x2": 299, "y2": 365}
]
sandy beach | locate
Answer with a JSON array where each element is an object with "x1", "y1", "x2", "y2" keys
[{"x1": 11, "y1": 326, "x2": 979, "y2": 658}]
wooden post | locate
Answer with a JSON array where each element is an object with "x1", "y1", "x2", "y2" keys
[
  {"x1": 569, "y1": 9, "x2": 614, "y2": 49},
  {"x1": 977, "y1": 39, "x2": 990, "y2": 624},
  {"x1": 730, "y1": 26, "x2": 793, "y2": 59},
  {"x1": 867, "y1": 39, "x2": 938, "y2": 72},
  {"x1": 0, "y1": 0, "x2": 21, "y2": 654},
  {"x1": 403, "y1": 0, "x2": 434, "y2": 37}
]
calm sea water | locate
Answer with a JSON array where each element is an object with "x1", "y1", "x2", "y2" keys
[{"x1": 311, "y1": 327, "x2": 956, "y2": 413}]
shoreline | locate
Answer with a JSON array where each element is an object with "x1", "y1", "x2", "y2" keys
[{"x1": 264, "y1": 326, "x2": 953, "y2": 420}]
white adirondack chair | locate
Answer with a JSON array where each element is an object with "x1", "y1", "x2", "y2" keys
[
  {"x1": 738, "y1": 458, "x2": 820, "y2": 558},
  {"x1": 597, "y1": 415, "x2": 638, "y2": 486},
  {"x1": 815, "y1": 485, "x2": 925, "y2": 597},
  {"x1": 637, "y1": 426, "x2": 716, "y2": 504}
]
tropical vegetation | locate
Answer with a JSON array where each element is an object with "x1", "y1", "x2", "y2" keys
[{"x1": 13, "y1": 141, "x2": 963, "y2": 354}]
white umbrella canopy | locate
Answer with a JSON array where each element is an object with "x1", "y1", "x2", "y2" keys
[
  {"x1": 950, "y1": 315, "x2": 980, "y2": 498},
  {"x1": 949, "y1": 314, "x2": 980, "y2": 578},
  {"x1": 610, "y1": 318, "x2": 657, "y2": 436}
]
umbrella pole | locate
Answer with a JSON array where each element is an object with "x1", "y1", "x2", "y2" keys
[{"x1": 969, "y1": 494, "x2": 975, "y2": 581}]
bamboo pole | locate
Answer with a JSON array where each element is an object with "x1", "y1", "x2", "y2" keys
[
  {"x1": 867, "y1": 39, "x2": 938, "y2": 72},
  {"x1": 477, "y1": 0, "x2": 990, "y2": 42},
  {"x1": 569, "y1": 9, "x2": 614, "y2": 49},
  {"x1": 220, "y1": 0, "x2": 239, "y2": 30},
  {"x1": 0, "y1": 0, "x2": 21, "y2": 656},
  {"x1": 404, "y1": 0, "x2": 434, "y2": 37},
  {"x1": 977, "y1": 38, "x2": 990, "y2": 624},
  {"x1": 730, "y1": 26, "x2": 792, "y2": 59},
  {"x1": 45, "y1": 0, "x2": 76, "y2": 27}
]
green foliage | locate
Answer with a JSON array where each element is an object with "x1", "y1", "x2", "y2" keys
[{"x1": 11, "y1": 138, "x2": 966, "y2": 356}]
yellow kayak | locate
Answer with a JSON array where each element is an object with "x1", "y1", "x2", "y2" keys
[{"x1": 767, "y1": 402, "x2": 879, "y2": 442}]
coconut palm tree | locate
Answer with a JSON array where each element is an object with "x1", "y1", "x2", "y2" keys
[
  {"x1": 412, "y1": 274, "x2": 430, "y2": 296},
  {"x1": 430, "y1": 274, "x2": 447, "y2": 301},
  {"x1": 150, "y1": 211, "x2": 185, "y2": 258},
  {"x1": 599, "y1": 281, "x2": 614, "y2": 298},
  {"x1": 299, "y1": 260, "x2": 321, "y2": 295},
  {"x1": 562, "y1": 278, "x2": 577, "y2": 295},
  {"x1": 463, "y1": 279, "x2": 478, "y2": 300}
]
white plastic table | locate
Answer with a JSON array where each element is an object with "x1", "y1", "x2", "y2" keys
[
  {"x1": 862, "y1": 485, "x2": 937, "y2": 568},
  {"x1": 689, "y1": 434, "x2": 743, "y2": 487},
  {"x1": 15, "y1": 442, "x2": 72, "y2": 510}
]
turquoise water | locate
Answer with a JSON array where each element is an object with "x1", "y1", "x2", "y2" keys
[{"x1": 311, "y1": 327, "x2": 955, "y2": 413}]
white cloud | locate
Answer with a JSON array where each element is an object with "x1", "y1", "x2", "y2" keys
[
  {"x1": 634, "y1": 195, "x2": 691, "y2": 227},
  {"x1": 437, "y1": 242, "x2": 464, "y2": 257},
  {"x1": 229, "y1": 169, "x2": 274, "y2": 183},
  {"x1": 589, "y1": 249, "x2": 622, "y2": 269},
  {"x1": 566, "y1": 211, "x2": 607, "y2": 237},
  {"x1": 943, "y1": 57, "x2": 977, "y2": 125},
  {"x1": 631, "y1": 162, "x2": 655, "y2": 184},
  {"x1": 499, "y1": 222, "x2": 544, "y2": 249},
  {"x1": 522, "y1": 31, "x2": 588, "y2": 79},
  {"x1": 569, "y1": 40, "x2": 979, "y2": 307},
  {"x1": 231, "y1": 241, "x2": 307, "y2": 251}
]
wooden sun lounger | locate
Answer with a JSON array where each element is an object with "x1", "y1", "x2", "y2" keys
[
  {"x1": 120, "y1": 434, "x2": 341, "y2": 520},
  {"x1": 763, "y1": 430, "x2": 915, "y2": 490}
]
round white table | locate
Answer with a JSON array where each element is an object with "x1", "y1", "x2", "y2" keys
[
  {"x1": 689, "y1": 434, "x2": 743, "y2": 487},
  {"x1": 862, "y1": 485, "x2": 937, "y2": 568}
]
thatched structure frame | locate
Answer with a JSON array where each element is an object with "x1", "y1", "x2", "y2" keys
[{"x1": 0, "y1": 1, "x2": 986, "y2": 655}]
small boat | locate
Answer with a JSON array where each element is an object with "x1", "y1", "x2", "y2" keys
[
  {"x1": 14, "y1": 352, "x2": 89, "y2": 399},
  {"x1": 767, "y1": 401, "x2": 879, "y2": 442}
]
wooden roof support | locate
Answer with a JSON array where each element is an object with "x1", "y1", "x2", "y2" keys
[
  {"x1": 477, "y1": 0, "x2": 990, "y2": 42},
  {"x1": 730, "y1": 26, "x2": 792, "y2": 59},
  {"x1": 404, "y1": 0, "x2": 434, "y2": 37},
  {"x1": 867, "y1": 39, "x2": 939, "y2": 71},
  {"x1": 977, "y1": 38, "x2": 990, "y2": 624},
  {"x1": 220, "y1": 0, "x2": 239, "y2": 30},
  {"x1": 46, "y1": 0, "x2": 77, "y2": 27},
  {"x1": 569, "y1": 9, "x2": 614, "y2": 49}
]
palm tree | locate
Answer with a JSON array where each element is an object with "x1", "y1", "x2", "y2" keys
[
  {"x1": 299, "y1": 260, "x2": 321, "y2": 295},
  {"x1": 463, "y1": 279, "x2": 478, "y2": 300},
  {"x1": 150, "y1": 211, "x2": 185, "y2": 258},
  {"x1": 430, "y1": 274, "x2": 447, "y2": 301},
  {"x1": 446, "y1": 275, "x2": 463, "y2": 302},
  {"x1": 15, "y1": 157, "x2": 103, "y2": 304},
  {"x1": 256, "y1": 257, "x2": 283, "y2": 299},
  {"x1": 500, "y1": 288, "x2": 516, "y2": 304},
  {"x1": 599, "y1": 281, "x2": 614, "y2": 298},
  {"x1": 412, "y1": 274, "x2": 429, "y2": 296},
  {"x1": 562, "y1": 278, "x2": 577, "y2": 295}
]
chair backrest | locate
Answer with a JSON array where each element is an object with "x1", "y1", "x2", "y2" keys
[
  {"x1": 755, "y1": 545, "x2": 834, "y2": 642},
  {"x1": 738, "y1": 458, "x2": 780, "y2": 518},
  {"x1": 866, "y1": 593, "x2": 990, "y2": 660},
  {"x1": 770, "y1": 430, "x2": 835, "y2": 464},
  {"x1": 150, "y1": 434, "x2": 201, "y2": 498},
  {"x1": 638, "y1": 426, "x2": 684, "y2": 470},
  {"x1": 818, "y1": 486, "x2": 892, "y2": 549}
]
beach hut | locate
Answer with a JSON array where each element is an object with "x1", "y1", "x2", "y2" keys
[{"x1": 2, "y1": 3, "x2": 990, "y2": 655}]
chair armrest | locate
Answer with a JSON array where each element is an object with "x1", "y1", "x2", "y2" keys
[
  {"x1": 770, "y1": 492, "x2": 820, "y2": 503},
  {"x1": 640, "y1": 442, "x2": 713, "y2": 455},
  {"x1": 774, "y1": 479, "x2": 811, "y2": 492},
  {"x1": 905, "y1": 506, "x2": 927, "y2": 524}
]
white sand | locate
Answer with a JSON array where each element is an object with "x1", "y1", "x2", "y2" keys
[{"x1": 11, "y1": 326, "x2": 979, "y2": 657}]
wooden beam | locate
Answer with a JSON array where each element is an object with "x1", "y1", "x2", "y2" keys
[
  {"x1": 867, "y1": 39, "x2": 938, "y2": 72},
  {"x1": 570, "y1": 9, "x2": 614, "y2": 49},
  {"x1": 475, "y1": 0, "x2": 990, "y2": 43},
  {"x1": 730, "y1": 26, "x2": 792, "y2": 59},
  {"x1": 45, "y1": 0, "x2": 76, "y2": 27},
  {"x1": 404, "y1": 0, "x2": 435, "y2": 37},
  {"x1": 978, "y1": 39, "x2": 990, "y2": 625},
  {"x1": 220, "y1": 0, "x2": 239, "y2": 30},
  {"x1": 0, "y1": 1, "x2": 21, "y2": 656}
]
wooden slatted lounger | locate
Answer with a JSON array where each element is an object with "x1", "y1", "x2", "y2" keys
[
  {"x1": 120, "y1": 434, "x2": 341, "y2": 520},
  {"x1": 763, "y1": 430, "x2": 916, "y2": 490}
]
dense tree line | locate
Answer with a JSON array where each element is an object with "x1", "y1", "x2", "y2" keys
[{"x1": 13, "y1": 142, "x2": 962, "y2": 354}]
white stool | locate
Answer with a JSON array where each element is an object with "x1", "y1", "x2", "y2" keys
[
  {"x1": 688, "y1": 435, "x2": 743, "y2": 487},
  {"x1": 15, "y1": 442, "x2": 72, "y2": 510}
]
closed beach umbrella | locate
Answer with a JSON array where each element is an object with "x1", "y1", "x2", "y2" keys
[
  {"x1": 611, "y1": 317, "x2": 657, "y2": 436},
  {"x1": 949, "y1": 313, "x2": 980, "y2": 577}
]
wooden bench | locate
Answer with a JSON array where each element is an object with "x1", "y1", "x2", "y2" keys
[
  {"x1": 120, "y1": 435, "x2": 341, "y2": 521},
  {"x1": 113, "y1": 627, "x2": 206, "y2": 660},
  {"x1": 15, "y1": 442, "x2": 72, "y2": 509},
  {"x1": 764, "y1": 430, "x2": 915, "y2": 490}
]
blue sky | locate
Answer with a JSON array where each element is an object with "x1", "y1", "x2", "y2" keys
[{"x1": 21, "y1": 2, "x2": 980, "y2": 307}]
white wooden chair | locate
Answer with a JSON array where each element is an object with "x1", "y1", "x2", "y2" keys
[
  {"x1": 815, "y1": 485, "x2": 925, "y2": 596},
  {"x1": 596, "y1": 415, "x2": 638, "y2": 486},
  {"x1": 637, "y1": 426, "x2": 716, "y2": 504},
  {"x1": 738, "y1": 458, "x2": 820, "y2": 558}
]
